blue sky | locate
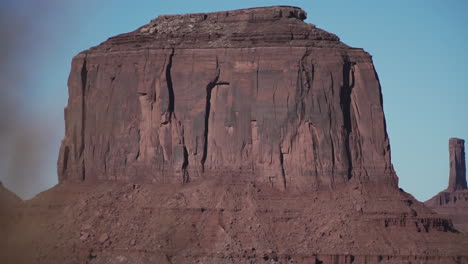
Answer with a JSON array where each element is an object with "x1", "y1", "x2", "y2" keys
[{"x1": 1, "y1": 0, "x2": 467, "y2": 201}]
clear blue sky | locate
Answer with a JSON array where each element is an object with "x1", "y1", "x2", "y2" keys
[{"x1": 1, "y1": 0, "x2": 467, "y2": 201}]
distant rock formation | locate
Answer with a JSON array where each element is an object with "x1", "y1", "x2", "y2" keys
[
  {"x1": 57, "y1": 6, "x2": 397, "y2": 191},
  {"x1": 448, "y1": 138, "x2": 467, "y2": 191},
  {"x1": 425, "y1": 138, "x2": 468, "y2": 233}
]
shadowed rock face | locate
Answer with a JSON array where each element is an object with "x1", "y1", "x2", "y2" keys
[
  {"x1": 448, "y1": 138, "x2": 467, "y2": 191},
  {"x1": 58, "y1": 6, "x2": 396, "y2": 190}
]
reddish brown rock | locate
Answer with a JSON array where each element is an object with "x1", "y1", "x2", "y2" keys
[
  {"x1": 448, "y1": 138, "x2": 467, "y2": 191},
  {"x1": 2, "y1": 182, "x2": 468, "y2": 264},
  {"x1": 0, "y1": 182, "x2": 22, "y2": 262},
  {"x1": 3, "y1": 6, "x2": 468, "y2": 264},
  {"x1": 58, "y1": 6, "x2": 396, "y2": 191},
  {"x1": 0, "y1": 182, "x2": 21, "y2": 228},
  {"x1": 425, "y1": 138, "x2": 468, "y2": 233},
  {"x1": 98, "y1": 233, "x2": 109, "y2": 243},
  {"x1": 0, "y1": 181, "x2": 21, "y2": 209}
]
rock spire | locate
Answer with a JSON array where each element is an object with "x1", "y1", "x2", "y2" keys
[{"x1": 448, "y1": 138, "x2": 466, "y2": 191}]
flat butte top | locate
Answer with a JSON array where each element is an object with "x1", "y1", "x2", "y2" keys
[{"x1": 87, "y1": 6, "x2": 353, "y2": 52}]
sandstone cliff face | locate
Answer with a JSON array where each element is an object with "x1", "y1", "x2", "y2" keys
[{"x1": 58, "y1": 6, "x2": 396, "y2": 190}]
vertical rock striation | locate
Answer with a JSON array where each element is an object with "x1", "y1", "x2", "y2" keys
[
  {"x1": 57, "y1": 6, "x2": 397, "y2": 191},
  {"x1": 448, "y1": 138, "x2": 467, "y2": 191}
]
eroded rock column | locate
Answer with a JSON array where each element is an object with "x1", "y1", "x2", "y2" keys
[{"x1": 448, "y1": 138, "x2": 467, "y2": 191}]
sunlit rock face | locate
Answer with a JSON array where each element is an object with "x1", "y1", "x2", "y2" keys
[{"x1": 58, "y1": 6, "x2": 396, "y2": 191}]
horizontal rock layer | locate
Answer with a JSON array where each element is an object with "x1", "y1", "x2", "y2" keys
[
  {"x1": 58, "y1": 6, "x2": 397, "y2": 190},
  {"x1": 425, "y1": 190, "x2": 468, "y2": 233},
  {"x1": 91, "y1": 6, "x2": 346, "y2": 50}
]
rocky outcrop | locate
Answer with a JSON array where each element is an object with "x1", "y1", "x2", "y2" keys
[
  {"x1": 58, "y1": 6, "x2": 396, "y2": 191},
  {"x1": 0, "y1": 182, "x2": 21, "y2": 260},
  {"x1": 448, "y1": 138, "x2": 467, "y2": 191},
  {"x1": 425, "y1": 138, "x2": 468, "y2": 233},
  {"x1": 0, "y1": 181, "x2": 21, "y2": 220},
  {"x1": 0, "y1": 181, "x2": 21, "y2": 207},
  {"x1": 2, "y1": 182, "x2": 468, "y2": 264}
]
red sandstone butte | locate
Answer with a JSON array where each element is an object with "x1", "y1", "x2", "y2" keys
[
  {"x1": 425, "y1": 138, "x2": 468, "y2": 233},
  {"x1": 2, "y1": 6, "x2": 468, "y2": 264},
  {"x1": 57, "y1": 6, "x2": 397, "y2": 190}
]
